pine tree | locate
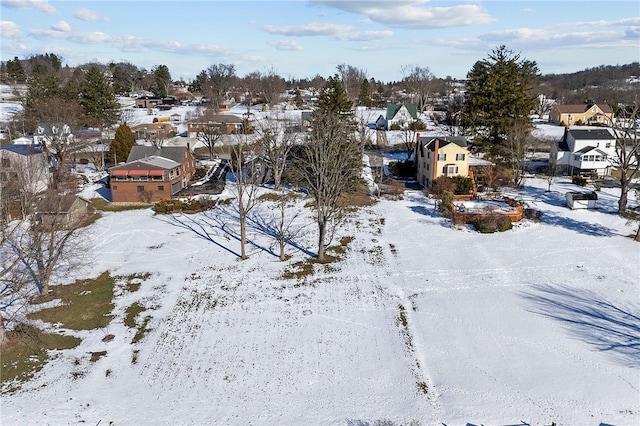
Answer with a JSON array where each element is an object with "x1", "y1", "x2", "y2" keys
[
  {"x1": 109, "y1": 123, "x2": 135, "y2": 165},
  {"x1": 316, "y1": 74, "x2": 352, "y2": 114},
  {"x1": 357, "y1": 78, "x2": 373, "y2": 107},
  {"x1": 152, "y1": 64, "x2": 172, "y2": 97},
  {"x1": 464, "y1": 45, "x2": 539, "y2": 148},
  {"x1": 80, "y1": 66, "x2": 119, "y2": 128}
]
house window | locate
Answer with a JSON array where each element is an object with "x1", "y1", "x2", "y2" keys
[
  {"x1": 112, "y1": 185, "x2": 117, "y2": 190},
  {"x1": 438, "y1": 153, "x2": 446, "y2": 161},
  {"x1": 158, "y1": 185, "x2": 164, "y2": 191},
  {"x1": 116, "y1": 176, "x2": 127, "y2": 181},
  {"x1": 605, "y1": 142, "x2": 611, "y2": 148},
  {"x1": 443, "y1": 165, "x2": 458, "y2": 175},
  {"x1": 137, "y1": 186, "x2": 144, "y2": 192},
  {"x1": 456, "y1": 153, "x2": 465, "y2": 161}
]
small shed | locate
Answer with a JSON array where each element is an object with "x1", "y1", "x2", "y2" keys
[
  {"x1": 37, "y1": 194, "x2": 91, "y2": 227},
  {"x1": 566, "y1": 191, "x2": 598, "y2": 209}
]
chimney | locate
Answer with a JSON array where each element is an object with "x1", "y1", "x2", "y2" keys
[{"x1": 433, "y1": 138, "x2": 439, "y2": 182}]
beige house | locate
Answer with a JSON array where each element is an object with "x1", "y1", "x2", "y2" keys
[
  {"x1": 549, "y1": 103, "x2": 614, "y2": 126},
  {"x1": 414, "y1": 136, "x2": 470, "y2": 188}
]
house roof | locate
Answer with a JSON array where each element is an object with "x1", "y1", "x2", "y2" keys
[
  {"x1": 0, "y1": 143, "x2": 45, "y2": 156},
  {"x1": 386, "y1": 103, "x2": 418, "y2": 120},
  {"x1": 127, "y1": 146, "x2": 190, "y2": 164},
  {"x1": 575, "y1": 146, "x2": 608, "y2": 155},
  {"x1": 187, "y1": 113, "x2": 243, "y2": 124},
  {"x1": 568, "y1": 128, "x2": 615, "y2": 140},
  {"x1": 554, "y1": 103, "x2": 614, "y2": 114},
  {"x1": 112, "y1": 155, "x2": 180, "y2": 172},
  {"x1": 37, "y1": 193, "x2": 88, "y2": 214},
  {"x1": 419, "y1": 136, "x2": 468, "y2": 151}
]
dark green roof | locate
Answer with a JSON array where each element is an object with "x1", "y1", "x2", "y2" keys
[{"x1": 386, "y1": 103, "x2": 418, "y2": 120}]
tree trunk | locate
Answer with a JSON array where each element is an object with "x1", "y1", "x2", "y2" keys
[
  {"x1": 618, "y1": 174, "x2": 629, "y2": 215},
  {"x1": 239, "y1": 206, "x2": 247, "y2": 260},
  {"x1": 0, "y1": 317, "x2": 6, "y2": 346},
  {"x1": 317, "y1": 216, "x2": 326, "y2": 262}
]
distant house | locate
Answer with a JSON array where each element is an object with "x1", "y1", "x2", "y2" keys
[
  {"x1": 549, "y1": 103, "x2": 614, "y2": 126},
  {"x1": 368, "y1": 114, "x2": 388, "y2": 130},
  {"x1": 386, "y1": 103, "x2": 418, "y2": 129},
  {"x1": 37, "y1": 193, "x2": 91, "y2": 228},
  {"x1": 414, "y1": 135, "x2": 470, "y2": 188},
  {"x1": 130, "y1": 123, "x2": 176, "y2": 141},
  {"x1": 135, "y1": 96, "x2": 180, "y2": 109},
  {"x1": 550, "y1": 127, "x2": 616, "y2": 177},
  {"x1": 109, "y1": 145, "x2": 196, "y2": 203},
  {"x1": 32, "y1": 122, "x2": 74, "y2": 146},
  {"x1": 186, "y1": 113, "x2": 244, "y2": 137},
  {"x1": 0, "y1": 143, "x2": 51, "y2": 194}
]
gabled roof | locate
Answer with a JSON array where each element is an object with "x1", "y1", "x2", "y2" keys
[
  {"x1": 568, "y1": 128, "x2": 615, "y2": 140},
  {"x1": 127, "y1": 146, "x2": 190, "y2": 164},
  {"x1": 187, "y1": 113, "x2": 243, "y2": 124},
  {"x1": 386, "y1": 103, "x2": 418, "y2": 120},
  {"x1": 554, "y1": 103, "x2": 614, "y2": 114},
  {"x1": 0, "y1": 144, "x2": 45, "y2": 156},
  {"x1": 37, "y1": 193, "x2": 88, "y2": 214},
  {"x1": 575, "y1": 146, "x2": 608, "y2": 155},
  {"x1": 419, "y1": 136, "x2": 467, "y2": 151}
]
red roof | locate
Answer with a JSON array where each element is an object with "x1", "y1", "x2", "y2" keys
[
  {"x1": 128, "y1": 170, "x2": 149, "y2": 177},
  {"x1": 148, "y1": 170, "x2": 164, "y2": 177},
  {"x1": 111, "y1": 169, "x2": 128, "y2": 177}
]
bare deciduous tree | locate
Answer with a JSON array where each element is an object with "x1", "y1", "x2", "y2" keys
[
  {"x1": 295, "y1": 110, "x2": 363, "y2": 261},
  {"x1": 336, "y1": 64, "x2": 367, "y2": 105},
  {"x1": 401, "y1": 65, "x2": 435, "y2": 111},
  {"x1": 609, "y1": 102, "x2": 640, "y2": 215},
  {"x1": 254, "y1": 114, "x2": 299, "y2": 190},
  {"x1": 229, "y1": 134, "x2": 260, "y2": 260},
  {"x1": 506, "y1": 121, "x2": 533, "y2": 187}
]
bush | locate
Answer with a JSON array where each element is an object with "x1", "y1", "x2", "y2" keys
[
  {"x1": 572, "y1": 175, "x2": 587, "y2": 186},
  {"x1": 388, "y1": 160, "x2": 415, "y2": 178},
  {"x1": 154, "y1": 198, "x2": 214, "y2": 214},
  {"x1": 473, "y1": 216, "x2": 512, "y2": 233},
  {"x1": 439, "y1": 191, "x2": 454, "y2": 218},
  {"x1": 431, "y1": 176, "x2": 456, "y2": 196},
  {"x1": 451, "y1": 175, "x2": 473, "y2": 195}
]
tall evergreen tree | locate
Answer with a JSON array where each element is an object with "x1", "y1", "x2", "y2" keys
[
  {"x1": 6, "y1": 57, "x2": 26, "y2": 83},
  {"x1": 26, "y1": 63, "x2": 62, "y2": 106},
  {"x1": 316, "y1": 74, "x2": 352, "y2": 114},
  {"x1": 152, "y1": 64, "x2": 172, "y2": 97},
  {"x1": 109, "y1": 123, "x2": 135, "y2": 165},
  {"x1": 357, "y1": 78, "x2": 373, "y2": 107},
  {"x1": 464, "y1": 45, "x2": 539, "y2": 149},
  {"x1": 80, "y1": 66, "x2": 119, "y2": 128}
]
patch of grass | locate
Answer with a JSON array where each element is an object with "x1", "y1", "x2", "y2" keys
[
  {"x1": 29, "y1": 271, "x2": 115, "y2": 330},
  {"x1": 416, "y1": 381, "x2": 429, "y2": 394},
  {"x1": 1, "y1": 325, "x2": 81, "y2": 390},
  {"x1": 119, "y1": 272, "x2": 151, "y2": 293},
  {"x1": 90, "y1": 350, "x2": 107, "y2": 362},
  {"x1": 325, "y1": 235, "x2": 354, "y2": 258},
  {"x1": 283, "y1": 260, "x2": 315, "y2": 280},
  {"x1": 90, "y1": 198, "x2": 151, "y2": 212},
  {"x1": 132, "y1": 317, "x2": 152, "y2": 344},
  {"x1": 124, "y1": 302, "x2": 146, "y2": 328}
]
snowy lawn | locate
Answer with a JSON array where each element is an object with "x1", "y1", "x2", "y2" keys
[{"x1": 1, "y1": 177, "x2": 639, "y2": 425}]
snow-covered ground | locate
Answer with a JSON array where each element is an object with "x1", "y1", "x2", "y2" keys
[{"x1": 2, "y1": 176, "x2": 639, "y2": 425}]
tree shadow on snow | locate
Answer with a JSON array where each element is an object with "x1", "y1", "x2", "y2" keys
[
  {"x1": 540, "y1": 211, "x2": 615, "y2": 237},
  {"x1": 520, "y1": 283, "x2": 640, "y2": 368},
  {"x1": 246, "y1": 209, "x2": 316, "y2": 258}
]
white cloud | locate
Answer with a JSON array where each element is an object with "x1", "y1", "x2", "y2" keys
[
  {"x1": 1, "y1": 20, "x2": 21, "y2": 38},
  {"x1": 1, "y1": 0, "x2": 56, "y2": 14},
  {"x1": 337, "y1": 30, "x2": 393, "y2": 41},
  {"x1": 556, "y1": 17, "x2": 640, "y2": 28},
  {"x1": 268, "y1": 40, "x2": 304, "y2": 51},
  {"x1": 51, "y1": 20, "x2": 71, "y2": 32},
  {"x1": 74, "y1": 7, "x2": 105, "y2": 22},
  {"x1": 479, "y1": 27, "x2": 627, "y2": 47},
  {"x1": 311, "y1": 0, "x2": 495, "y2": 29},
  {"x1": 263, "y1": 23, "x2": 353, "y2": 37}
]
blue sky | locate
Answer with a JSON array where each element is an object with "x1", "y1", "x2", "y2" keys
[{"x1": 1, "y1": 0, "x2": 639, "y2": 82}]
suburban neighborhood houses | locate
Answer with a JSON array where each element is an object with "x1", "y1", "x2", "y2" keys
[{"x1": 0, "y1": 53, "x2": 639, "y2": 426}]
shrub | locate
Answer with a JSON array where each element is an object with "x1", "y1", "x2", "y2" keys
[
  {"x1": 451, "y1": 175, "x2": 473, "y2": 195},
  {"x1": 431, "y1": 176, "x2": 456, "y2": 196},
  {"x1": 388, "y1": 160, "x2": 415, "y2": 178},
  {"x1": 154, "y1": 198, "x2": 214, "y2": 214},
  {"x1": 439, "y1": 191, "x2": 454, "y2": 218},
  {"x1": 572, "y1": 175, "x2": 587, "y2": 186},
  {"x1": 473, "y1": 216, "x2": 512, "y2": 233}
]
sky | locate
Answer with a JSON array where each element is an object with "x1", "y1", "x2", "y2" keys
[{"x1": 1, "y1": 0, "x2": 639, "y2": 83}]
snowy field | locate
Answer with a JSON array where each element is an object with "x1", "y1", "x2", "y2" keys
[{"x1": 2, "y1": 176, "x2": 639, "y2": 426}]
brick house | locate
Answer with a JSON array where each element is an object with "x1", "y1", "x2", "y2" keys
[
  {"x1": 109, "y1": 146, "x2": 196, "y2": 203},
  {"x1": 186, "y1": 113, "x2": 244, "y2": 137}
]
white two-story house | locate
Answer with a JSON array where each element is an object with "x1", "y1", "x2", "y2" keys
[{"x1": 550, "y1": 127, "x2": 617, "y2": 177}]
